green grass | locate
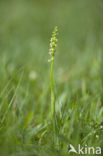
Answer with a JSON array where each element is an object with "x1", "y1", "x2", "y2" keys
[{"x1": 0, "y1": 0, "x2": 103, "y2": 155}]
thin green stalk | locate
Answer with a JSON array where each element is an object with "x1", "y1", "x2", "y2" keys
[
  {"x1": 51, "y1": 60, "x2": 55, "y2": 116},
  {"x1": 48, "y1": 26, "x2": 58, "y2": 117},
  {"x1": 51, "y1": 60, "x2": 56, "y2": 142},
  {"x1": 48, "y1": 26, "x2": 58, "y2": 141}
]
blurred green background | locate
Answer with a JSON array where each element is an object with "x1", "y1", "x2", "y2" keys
[{"x1": 0, "y1": 0, "x2": 103, "y2": 67}]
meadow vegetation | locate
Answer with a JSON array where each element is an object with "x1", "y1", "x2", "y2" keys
[{"x1": 0, "y1": 0, "x2": 103, "y2": 155}]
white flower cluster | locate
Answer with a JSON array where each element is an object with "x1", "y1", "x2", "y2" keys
[{"x1": 48, "y1": 26, "x2": 58, "y2": 62}]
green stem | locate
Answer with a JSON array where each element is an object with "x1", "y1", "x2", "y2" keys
[
  {"x1": 51, "y1": 60, "x2": 56, "y2": 142},
  {"x1": 51, "y1": 60, "x2": 55, "y2": 116}
]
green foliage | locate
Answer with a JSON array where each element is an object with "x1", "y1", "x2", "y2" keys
[{"x1": 0, "y1": 0, "x2": 103, "y2": 156}]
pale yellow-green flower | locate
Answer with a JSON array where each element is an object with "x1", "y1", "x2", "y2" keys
[{"x1": 48, "y1": 26, "x2": 58, "y2": 62}]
